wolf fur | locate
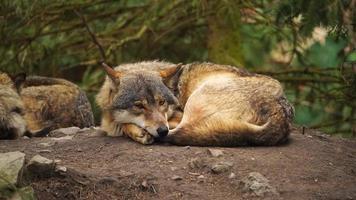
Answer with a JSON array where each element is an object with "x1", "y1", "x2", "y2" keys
[
  {"x1": 96, "y1": 61, "x2": 182, "y2": 144},
  {"x1": 0, "y1": 72, "x2": 26, "y2": 139},
  {"x1": 0, "y1": 72, "x2": 94, "y2": 139},
  {"x1": 20, "y1": 76, "x2": 94, "y2": 134},
  {"x1": 164, "y1": 62, "x2": 294, "y2": 146}
]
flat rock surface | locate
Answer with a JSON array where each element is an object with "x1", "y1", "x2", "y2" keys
[
  {"x1": 0, "y1": 128, "x2": 356, "y2": 200},
  {"x1": 0, "y1": 151, "x2": 25, "y2": 188}
]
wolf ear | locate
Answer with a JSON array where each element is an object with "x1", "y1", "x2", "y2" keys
[
  {"x1": 101, "y1": 62, "x2": 123, "y2": 80},
  {"x1": 159, "y1": 63, "x2": 183, "y2": 78},
  {"x1": 10, "y1": 73, "x2": 26, "y2": 92}
]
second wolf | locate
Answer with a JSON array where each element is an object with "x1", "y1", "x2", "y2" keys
[{"x1": 0, "y1": 72, "x2": 94, "y2": 139}]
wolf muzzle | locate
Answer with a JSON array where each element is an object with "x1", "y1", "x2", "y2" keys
[{"x1": 157, "y1": 126, "x2": 169, "y2": 138}]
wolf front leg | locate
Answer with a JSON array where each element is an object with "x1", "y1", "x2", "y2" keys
[
  {"x1": 100, "y1": 112, "x2": 124, "y2": 136},
  {"x1": 121, "y1": 124, "x2": 154, "y2": 145}
]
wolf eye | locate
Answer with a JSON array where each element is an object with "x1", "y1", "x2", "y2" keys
[
  {"x1": 159, "y1": 99, "x2": 166, "y2": 106},
  {"x1": 11, "y1": 107, "x2": 23, "y2": 115},
  {"x1": 134, "y1": 102, "x2": 145, "y2": 109}
]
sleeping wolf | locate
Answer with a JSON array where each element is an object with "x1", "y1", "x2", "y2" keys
[
  {"x1": 21, "y1": 75, "x2": 94, "y2": 134},
  {"x1": 97, "y1": 61, "x2": 294, "y2": 146},
  {"x1": 96, "y1": 61, "x2": 182, "y2": 144},
  {"x1": 0, "y1": 72, "x2": 27, "y2": 139},
  {"x1": 0, "y1": 72, "x2": 94, "y2": 139}
]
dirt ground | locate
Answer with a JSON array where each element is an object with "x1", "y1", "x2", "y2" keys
[{"x1": 1, "y1": 127, "x2": 356, "y2": 200}]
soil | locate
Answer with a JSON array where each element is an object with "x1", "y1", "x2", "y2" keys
[{"x1": 1, "y1": 127, "x2": 356, "y2": 200}]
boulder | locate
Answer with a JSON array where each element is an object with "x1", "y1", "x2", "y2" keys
[{"x1": 0, "y1": 151, "x2": 25, "y2": 189}]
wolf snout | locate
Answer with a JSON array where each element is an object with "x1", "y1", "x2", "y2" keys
[{"x1": 157, "y1": 126, "x2": 169, "y2": 138}]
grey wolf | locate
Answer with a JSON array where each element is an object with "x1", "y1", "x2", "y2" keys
[{"x1": 96, "y1": 61, "x2": 294, "y2": 146}]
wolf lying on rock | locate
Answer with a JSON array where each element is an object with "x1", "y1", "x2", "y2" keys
[
  {"x1": 97, "y1": 61, "x2": 294, "y2": 146},
  {"x1": 0, "y1": 72, "x2": 94, "y2": 139}
]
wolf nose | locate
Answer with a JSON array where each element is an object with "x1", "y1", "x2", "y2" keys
[{"x1": 157, "y1": 126, "x2": 169, "y2": 137}]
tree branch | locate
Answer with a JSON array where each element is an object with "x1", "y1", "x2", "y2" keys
[{"x1": 74, "y1": 9, "x2": 106, "y2": 62}]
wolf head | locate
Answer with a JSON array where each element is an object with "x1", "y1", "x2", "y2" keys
[
  {"x1": 100, "y1": 63, "x2": 180, "y2": 138},
  {"x1": 0, "y1": 72, "x2": 26, "y2": 139}
]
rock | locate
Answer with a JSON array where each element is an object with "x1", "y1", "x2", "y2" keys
[
  {"x1": 0, "y1": 151, "x2": 25, "y2": 189},
  {"x1": 37, "y1": 149, "x2": 52, "y2": 153},
  {"x1": 10, "y1": 186, "x2": 35, "y2": 200},
  {"x1": 188, "y1": 172, "x2": 200, "y2": 176},
  {"x1": 55, "y1": 166, "x2": 67, "y2": 174},
  {"x1": 170, "y1": 166, "x2": 178, "y2": 171},
  {"x1": 240, "y1": 172, "x2": 278, "y2": 197},
  {"x1": 26, "y1": 155, "x2": 55, "y2": 177},
  {"x1": 141, "y1": 180, "x2": 149, "y2": 189},
  {"x1": 229, "y1": 172, "x2": 236, "y2": 179},
  {"x1": 49, "y1": 127, "x2": 80, "y2": 137},
  {"x1": 188, "y1": 158, "x2": 206, "y2": 169},
  {"x1": 197, "y1": 175, "x2": 205, "y2": 179},
  {"x1": 211, "y1": 162, "x2": 234, "y2": 174},
  {"x1": 207, "y1": 149, "x2": 224, "y2": 157},
  {"x1": 51, "y1": 135, "x2": 74, "y2": 141},
  {"x1": 38, "y1": 142, "x2": 55, "y2": 148},
  {"x1": 183, "y1": 146, "x2": 190, "y2": 150},
  {"x1": 171, "y1": 175, "x2": 183, "y2": 180}
]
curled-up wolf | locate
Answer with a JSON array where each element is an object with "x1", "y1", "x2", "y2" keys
[
  {"x1": 0, "y1": 72, "x2": 94, "y2": 139},
  {"x1": 97, "y1": 61, "x2": 294, "y2": 146}
]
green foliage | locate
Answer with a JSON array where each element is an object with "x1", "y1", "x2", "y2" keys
[{"x1": 0, "y1": 0, "x2": 354, "y2": 136}]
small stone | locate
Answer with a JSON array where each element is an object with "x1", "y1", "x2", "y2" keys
[
  {"x1": 188, "y1": 172, "x2": 200, "y2": 176},
  {"x1": 194, "y1": 151, "x2": 202, "y2": 155},
  {"x1": 49, "y1": 127, "x2": 80, "y2": 137},
  {"x1": 38, "y1": 142, "x2": 55, "y2": 147},
  {"x1": 188, "y1": 158, "x2": 206, "y2": 169},
  {"x1": 239, "y1": 172, "x2": 279, "y2": 197},
  {"x1": 207, "y1": 149, "x2": 224, "y2": 157},
  {"x1": 171, "y1": 175, "x2": 183, "y2": 180},
  {"x1": 211, "y1": 162, "x2": 233, "y2": 174},
  {"x1": 26, "y1": 155, "x2": 55, "y2": 177},
  {"x1": 171, "y1": 167, "x2": 178, "y2": 171},
  {"x1": 198, "y1": 175, "x2": 205, "y2": 179},
  {"x1": 37, "y1": 149, "x2": 52, "y2": 153},
  {"x1": 77, "y1": 148, "x2": 83, "y2": 152},
  {"x1": 141, "y1": 180, "x2": 149, "y2": 188},
  {"x1": 51, "y1": 135, "x2": 73, "y2": 141},
  {"x1": 23, "y1": 136, "x2": 30, "y2": 139},
  {"x1": 229, "y1": 172, "x2": 236, "y2": 179},
  {"x1": 55, "y1": 166, "x2": 67, "y2": 173},
  {"x1": 184, "y1": 146, "x2": 190, "y2": 150},
  {"x1": 251, "y1": 157, "x2": 256, "y2": 161}
]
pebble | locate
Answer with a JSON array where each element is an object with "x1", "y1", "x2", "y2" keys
[
  {"x1": 171, "y1": 175, "x2": 183, "y2": 180},
  {"x1": 207, "y1": 149, "x2": 224, "y2": 157},
  {"x1": 211, "y1": 162, "x2": 234, "y2": 174}
]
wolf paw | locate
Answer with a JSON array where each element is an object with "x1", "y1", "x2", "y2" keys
[
  {"x1": 122, "y1": 124, "x2": 154, "y2": 145},
  {"x1": 135, "y1": 131, "x2": 154, "y2": 145}
]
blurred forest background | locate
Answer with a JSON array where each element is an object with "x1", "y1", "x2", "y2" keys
[{"x1": 0, "y1": 0, "x2": 355, "y2": 136}]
